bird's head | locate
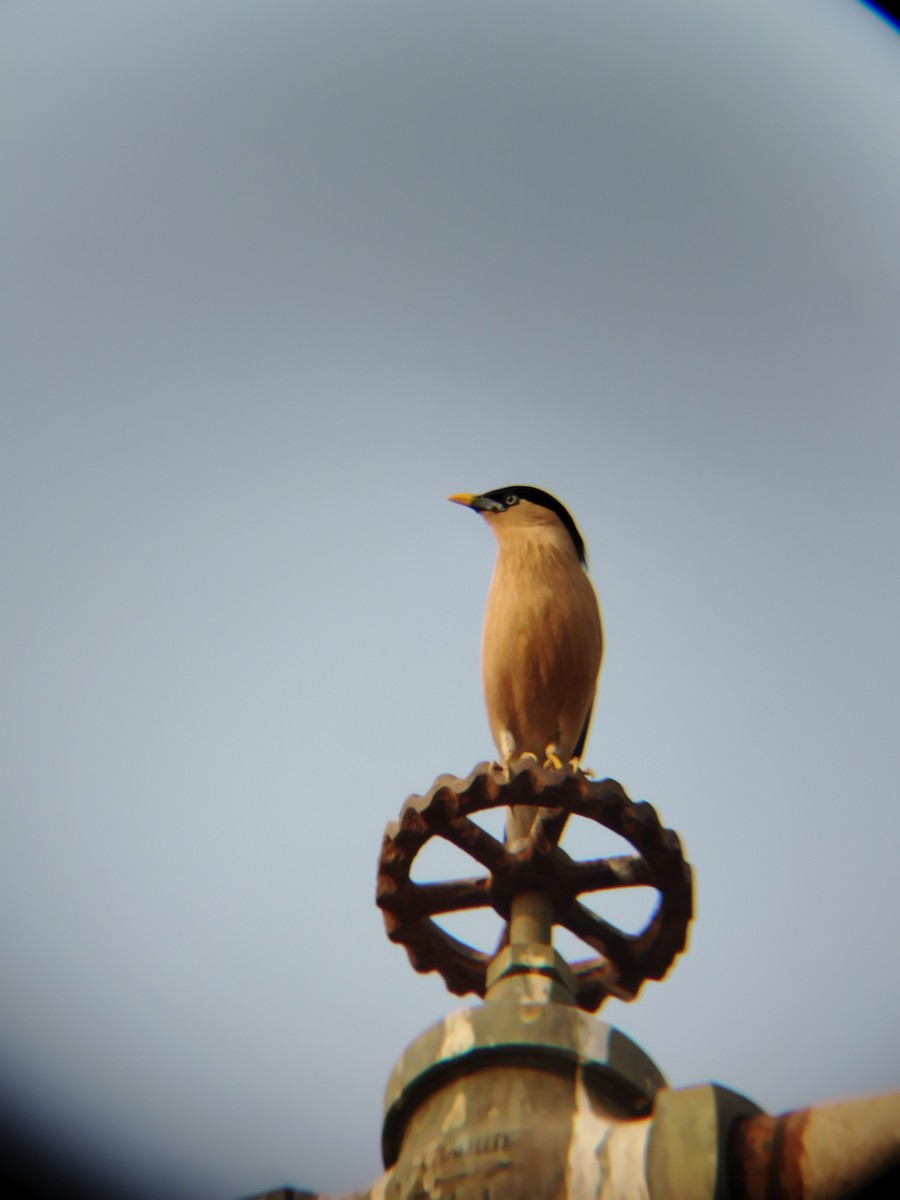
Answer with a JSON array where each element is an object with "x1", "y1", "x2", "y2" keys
[{"x1": 449, "y1": 486, "x2": 588, "y2": 566}]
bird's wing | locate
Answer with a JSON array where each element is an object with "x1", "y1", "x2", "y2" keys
[{"x1": 572, "y1": 698, "x2": 594, "y2": 761}]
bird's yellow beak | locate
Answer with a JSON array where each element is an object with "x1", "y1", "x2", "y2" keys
[{"x1": 449, "y1": 492, "x2": 506, "y2": 513}]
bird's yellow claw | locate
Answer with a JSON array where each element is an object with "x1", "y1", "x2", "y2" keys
[{"x1": 567, "y1": 757, "x2": 592, "y2": 776}]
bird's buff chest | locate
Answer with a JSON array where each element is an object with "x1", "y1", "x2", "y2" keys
[{"x1": 480, "y1": 543, "x2": 601, "y2": 719}]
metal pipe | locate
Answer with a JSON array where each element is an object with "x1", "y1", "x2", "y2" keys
[
  {"x1": 729, "y1": 1093, "x2": 900, "y2": 1200},
  {"x1": 508, "y1": 888, "x2": 554, "y2": 946}
]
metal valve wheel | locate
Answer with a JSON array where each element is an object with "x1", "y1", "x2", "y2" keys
[{"x1": 377, "y1": 762, "x2": 693, "y2": 1012}]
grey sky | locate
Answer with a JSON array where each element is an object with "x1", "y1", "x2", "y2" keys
[{"x1": 2, "y1": 2, "x2": 899, "y2": 1196}]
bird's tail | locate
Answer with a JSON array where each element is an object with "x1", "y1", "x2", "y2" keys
[{"x1": 506, "y1": 804, "x2": 539, "y2": 845}]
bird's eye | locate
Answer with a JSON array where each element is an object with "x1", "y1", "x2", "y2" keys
[{"x1": 505, "y1": 494, "x2": 518, "y2": 506}]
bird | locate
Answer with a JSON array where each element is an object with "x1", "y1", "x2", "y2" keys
[{"x1": 449, "y1": 486, "x2": 603, "y2": 838}]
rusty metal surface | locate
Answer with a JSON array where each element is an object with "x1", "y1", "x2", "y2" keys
[
  {"x1": 376, "y1": 761, "x2": 693, "y2": 1011},
  {"x1": 729, "y1": 1094, "x2": 900, "y2": 1200}
]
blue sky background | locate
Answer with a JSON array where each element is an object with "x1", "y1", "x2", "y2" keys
[{"x1": 2, "y1": 2, "x2": 899, "y2": 1196}]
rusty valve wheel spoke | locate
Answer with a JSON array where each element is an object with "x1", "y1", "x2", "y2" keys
[
  {"x1": 530, "y1": 806, "x2": 569, "y2": 846},
  {"x1": 409, "y1": 877, "x2": 492, "y2": 917},
  {"x1": 377, "y1": 762, "x2": 692, "y2": 1012},
  {"x1": 568, "y1": 854, "x2": 653, "y2": 892},
  {"x1": 438, "y1": 817, "x2": 507, "y2": 873},
  {"x1": 563, "y1": 900, "x2": 637, "y2": 963}
]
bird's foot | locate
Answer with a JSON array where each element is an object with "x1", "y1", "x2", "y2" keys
[
  {"x1": 566, "y1": 757, "x2": 592, "y2": 776},
  {"x1": 543, "y1": 752, "x2": 564, "y2": 771},
  {"x1": 517, "y1": 751, "x2": 539, "y2": 763}
]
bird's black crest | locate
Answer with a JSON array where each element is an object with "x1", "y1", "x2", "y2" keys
[{"x1": 483, "y1": 486, "x2": 588, "y2": 566}]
